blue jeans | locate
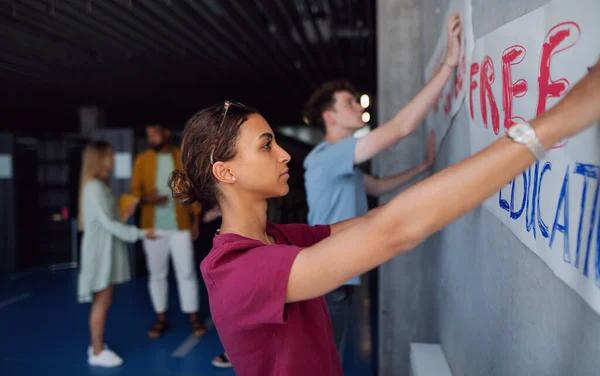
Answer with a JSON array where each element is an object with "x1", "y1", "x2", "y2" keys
[{"x1": 325, "y1": 285, "x2": 354, "y2": 353}]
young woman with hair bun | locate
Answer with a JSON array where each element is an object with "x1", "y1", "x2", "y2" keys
[{"x1": 170, "y1": 61, "x2": 600, "y2": 376}]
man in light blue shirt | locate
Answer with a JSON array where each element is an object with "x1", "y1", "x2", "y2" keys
[
  {"x1": 303, "y1": 15, "x2": 460, "y2": 352},
  {"x1": 302, "y1": 80, "x2": 438, "y2": 353}
]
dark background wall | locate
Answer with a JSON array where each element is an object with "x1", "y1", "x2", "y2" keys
[{"x1": 0, "y1": 133, "x2": 16, "y2": 272}]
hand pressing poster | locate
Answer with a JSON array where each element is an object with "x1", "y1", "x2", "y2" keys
[
  {"x1": 468, "y1": 0, "x2": 600, "y2": 315},
  {"x1": 424, "y1": 0, "x2": 475, "y2": 151}
]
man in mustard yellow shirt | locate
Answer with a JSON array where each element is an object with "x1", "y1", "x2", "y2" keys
[{"x1": 132, "y1": 124, "x2": 205, "y2": 339}]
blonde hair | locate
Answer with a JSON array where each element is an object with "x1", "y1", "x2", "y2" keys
[{"x1": 78, "y1": 140, "x2": 113, "y2": 231}]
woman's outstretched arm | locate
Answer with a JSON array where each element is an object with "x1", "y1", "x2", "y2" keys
[{"x1": 287, "y1": 58, "x2": 600, "y2": 304}]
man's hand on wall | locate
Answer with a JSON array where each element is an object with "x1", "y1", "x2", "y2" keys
[{"x1": 444, "y1": 12, "x2": 462, "y2": 68}]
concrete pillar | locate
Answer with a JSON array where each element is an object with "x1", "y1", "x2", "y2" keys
[{"x1": 375, "y1": 0, "x2": 438, "y2": 374}]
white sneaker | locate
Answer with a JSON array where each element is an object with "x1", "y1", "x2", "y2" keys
[
  {"x1": 88, "y1": 349, "x2": 123, "y2": 367},
  {"x1": 87, "y1": 343, "x2": 109, "y2": 357}
]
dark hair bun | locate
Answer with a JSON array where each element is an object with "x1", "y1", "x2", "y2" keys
[{"x1": 169, "y1": 170, "x2": 197, "y2": 206}]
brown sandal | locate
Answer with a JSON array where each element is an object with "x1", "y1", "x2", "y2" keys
[
  {"x1": 191, "y1": 319, "x2": 207, "y2": 337},
  {"x1": 147, "y1": 320, "x2": 169, "y2": 339}
]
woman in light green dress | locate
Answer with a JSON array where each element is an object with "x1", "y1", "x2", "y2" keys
[{"x1": 77, "y1": 140, "x2": 156, "y2": 367}]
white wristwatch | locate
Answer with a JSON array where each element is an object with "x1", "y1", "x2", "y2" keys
[{"x1": 506, "y1": 123, "x2": 547, "y2": 160}]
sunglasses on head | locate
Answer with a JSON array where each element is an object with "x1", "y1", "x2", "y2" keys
[{"x1": 209, "y1": 100, "x2": 247, "y2": 165}]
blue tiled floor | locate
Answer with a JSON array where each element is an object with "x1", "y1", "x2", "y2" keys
[{"x1": 0, "y1": 267, "x2": 373, "y2": 375}]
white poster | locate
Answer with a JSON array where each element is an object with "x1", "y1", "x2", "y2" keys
[
  {"x1": 113, "y1": 152, "x2": 132, "y2": 179},
  {"x1": 468, "y1": 0, "x2": 600, "y2": 315},
  {"x1": 0, "y1": 154, "x2": 12, "y2": 179},
  {"x1": 424, "y1": 0, "x2": 475, "y2": 150}
]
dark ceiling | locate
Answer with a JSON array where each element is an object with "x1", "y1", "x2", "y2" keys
[{"x1": 0, "y1": 0, "x2": 376, "y2": 134}]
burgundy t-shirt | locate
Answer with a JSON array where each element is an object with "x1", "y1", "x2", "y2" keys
[{"x1": 200, "y1": 222, "x2": 343, "y2": 376}]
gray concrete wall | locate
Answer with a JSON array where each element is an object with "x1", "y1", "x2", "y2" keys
[
  {"x1": 376, "y1": 0, "x2": 600, "y2": 375},
  {"x1": 375, "y1": 0, "x2": 438, "y2": 374}
]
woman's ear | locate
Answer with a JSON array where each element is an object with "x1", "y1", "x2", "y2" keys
[{"x1": 212, "y1": 162, "x2": 236, "y2": 184}]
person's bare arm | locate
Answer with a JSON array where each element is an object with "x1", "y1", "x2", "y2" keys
[
  {"x1": 354, "y1": 14, "x2": 461, "y2": 165},
  {"x1": 364, "y1": 130, "x2": 436, "y2": 196},
  {"x1": 363, "y1": 167, "x2": 426, "y2": 197},
  {"x1": 328, "y1": 205, "x2": 384, "y2": 236},
  {"x1": 286, "y1": 58, "x2": 600, "y2": 303}
]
